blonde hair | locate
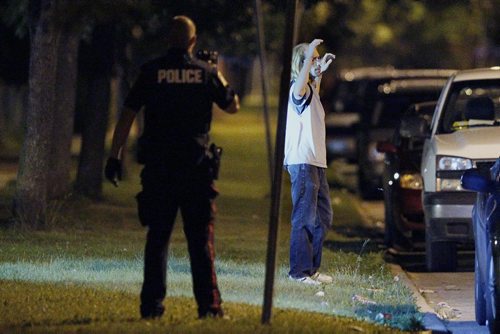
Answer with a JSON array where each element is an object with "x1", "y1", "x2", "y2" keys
[
  {"x1": 168, "y1": 15, "x2": 196, "y2": 49},
  {"x1": 291, "y1": 43, "x2": 308, "y2": 80}
]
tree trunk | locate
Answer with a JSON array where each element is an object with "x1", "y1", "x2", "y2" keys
[
  {"x1": 14, "y1": 0, "x2": 59, "y2": 228},
  {"x1": 75, "y1": 24, "x2": 114, "y2": 199},
  {"x1": 75, "y1": 75, "x2": 110, "y2": 199},
  {"x1": 0, "y1": 82, "x2": 6, "y2": 149},
  {"x1": 47, "y1": 28, "x2": 80, "y2": 200}
]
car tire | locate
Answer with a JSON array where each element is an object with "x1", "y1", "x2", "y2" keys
[
  {"x1": 383, "y1": 184, "x2": 395, "y2": 247},
  {"x1": 475, "y1": 250, "x2": 486, "y2": 325},
  {"x1": 425, "y1": 239, "x2": 457, "y2": 272},
  {"x1": 384, "y1": 186, "x2": 410, "y2": 249}
]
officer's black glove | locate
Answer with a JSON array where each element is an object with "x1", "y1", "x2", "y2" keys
[{"x1": 104, "y1": 157, "x2": 122, "y2": 187}]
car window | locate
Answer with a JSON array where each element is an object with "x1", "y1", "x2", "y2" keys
[
  {"x1": 439, "y1": 79, "x2": 500, "y2": 134},
  {"x1": 330, "y1": 81, "x2": 361, "y2": 113},
  {"x1": 370, "y1": 92, "x2": 442, "y2": 128},
  {"x1": 372, "y1": 97, "x2": 409, "y2": 128}
]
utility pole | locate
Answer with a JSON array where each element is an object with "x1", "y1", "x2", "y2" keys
[
  {"x1": 261, "y1": 0, "x2": 298, "y2": 325},
  {"x1": 254, "y1": 0, "x2": 274, "y2": 185}
]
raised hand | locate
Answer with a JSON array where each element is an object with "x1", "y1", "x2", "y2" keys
[
  {"x1": 305, "y1": 39, "x2": 323, "y2": 59},
  {"x1": 319, "y1": 53, "x2": 335, "y2": 74}
]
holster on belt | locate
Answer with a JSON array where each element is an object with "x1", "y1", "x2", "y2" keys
[{"x1": 207, "y1": 143, "x2": 223, "y2": 180}]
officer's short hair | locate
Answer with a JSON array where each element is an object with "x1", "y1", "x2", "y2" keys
[{"x1": 168, "y1": 15, "x2": 196, "y2": 49}]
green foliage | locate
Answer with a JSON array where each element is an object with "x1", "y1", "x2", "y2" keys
[
  {"x1": 0, "y1": 0, "x2": 29, "y2": 37},
  {"x1": 129, "y1": 1, "x2": 285, "y2": 57},
  {"x1": 1, "y1": 0, "x2": 497, "y2": 85},
  {"x1": 300, "y1": 0, "x2": 491, "y2": 69},
  {"x1": 0, "y1": 1, "x2": 30, "y2": 84}
]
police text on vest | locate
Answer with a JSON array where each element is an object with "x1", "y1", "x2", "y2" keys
[{"x1": 157, "y1": 69, "x2": 203, "y2": 84}]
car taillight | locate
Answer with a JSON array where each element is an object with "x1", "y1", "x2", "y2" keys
[{"x1": 400, "y1": 173, "x2": 423, "y2": 190}]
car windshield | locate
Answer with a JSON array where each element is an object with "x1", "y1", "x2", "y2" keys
[{"x1": 439, "y1": 79, "x2": 500, "y2": 134}]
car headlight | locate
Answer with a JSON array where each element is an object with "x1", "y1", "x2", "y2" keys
[
  {"x1": 437, "y1": 178, "x2": 463, "y2": 191},
  {"x1": 437, "y1": 156, "x2": 472, "y2": 171},
  {"x1": 400, "y1": 173, "x2": 423, "y2": 190},
  {"x1": 436, "y1": 156, "x2": 472, "y2": 191}
]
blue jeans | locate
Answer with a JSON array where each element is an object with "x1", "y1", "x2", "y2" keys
[{"x1": 286, "y1": 164, "x2": 333, "y2": 278}]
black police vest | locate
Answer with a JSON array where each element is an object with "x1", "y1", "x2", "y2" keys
[
  {"x1": 143, "y1": 54, "x2": 214, "y2": 138},
  {"x1": 136, "y1": 51, "x2": 217, "y2": 161}
]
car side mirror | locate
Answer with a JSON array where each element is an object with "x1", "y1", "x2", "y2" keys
[
  {"x1": 461, "y1": 169, "x2": 494, "y2": 193},
  {"x1": 376, "y1": 140, "x2": 397, "y2": 153},
  {"x1": 399, "y1": 114, "x2": 430, "y2": 139}
]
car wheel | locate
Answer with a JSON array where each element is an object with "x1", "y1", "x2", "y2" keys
[
  {"x1": 383, "y1": 187, "x2": 395, "y2": 247},
  {"x1": 475, "y1": 250, "x2": 486, "y2": 325},
  {"x1": 384, "y1": 187, "x2": 410, "y2": 250},
  {"x1": 425, "y1": 239, "x2": 457, "y2": 272}
]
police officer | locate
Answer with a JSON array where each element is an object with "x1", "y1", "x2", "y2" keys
[{"x1": 104, "y1": 15, "x2": 239, "y2": 319}]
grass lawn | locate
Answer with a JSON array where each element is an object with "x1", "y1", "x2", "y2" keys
[{"x1": 0, "y1": 106, "x2": 421, "y2": 333}]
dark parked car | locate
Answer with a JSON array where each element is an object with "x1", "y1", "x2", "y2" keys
[
  {"x1": 461, "y1": 158, "x2": 500, "y2": 333},
  {"x1": 324, "y1": 67, "x2": 395, "y2": 163},
  {"x1": 356, "y1": 78, "x2": 448, "y2": 199},
  {"x1": 323, "y1": 68, "x2": 455, "y2": 165},
  {"x1": 377, "y1": 101, "x2": 437, "y2": 250}
]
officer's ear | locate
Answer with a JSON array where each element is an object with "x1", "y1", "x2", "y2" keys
[{"x1": 188, "y1": 35, "x2": 197, "y2": 50}]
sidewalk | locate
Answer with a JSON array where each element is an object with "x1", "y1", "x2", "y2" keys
[
  {"x1": 389, "y1": 264, "x2": 449, "y2": 333},
  {"x1": 390, "y1": 263, "x2": 490, "y2": 333}
]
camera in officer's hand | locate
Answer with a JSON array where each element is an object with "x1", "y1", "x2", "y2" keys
[{"x1": 196, "y1": 50, "x2": 218, "y2": 66}]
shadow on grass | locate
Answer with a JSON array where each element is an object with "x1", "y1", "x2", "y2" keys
[
  {"x1": 325, "y1": 211, "x2": 385, "y2": 256},
  {"x1": 324, "y1": 239, "x2": 381, "y2": 255}
]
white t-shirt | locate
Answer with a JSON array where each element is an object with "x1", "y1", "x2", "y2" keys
[{"x1": 284, "y1": 81, "x2": 327, "y2": 168}]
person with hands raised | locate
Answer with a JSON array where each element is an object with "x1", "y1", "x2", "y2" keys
[
  {"x1": 284, "y1": 39, "x2": 335, "y2": 285},
  {"x1": 293, "y1": 39, "x2": 334, "y2": 98}
]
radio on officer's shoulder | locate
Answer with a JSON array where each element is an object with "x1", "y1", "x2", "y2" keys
[{"x1": 196, "y1": 50, "x2": 218, "y2": 66}]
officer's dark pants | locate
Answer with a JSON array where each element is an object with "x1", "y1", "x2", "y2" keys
[{"x1": 137, "y1": 161, "x2": 222, "y2": 318}]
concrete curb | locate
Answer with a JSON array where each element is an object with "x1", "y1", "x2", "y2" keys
[{"x1": 388, "y1": 264, "x2": 449, "y2": 333}]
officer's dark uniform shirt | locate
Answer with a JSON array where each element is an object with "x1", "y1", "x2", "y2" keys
[{"x1": 124, "y1": 48, "x2": 234, "y2": 164}]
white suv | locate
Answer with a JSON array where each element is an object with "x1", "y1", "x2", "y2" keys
[{"x1": 418, "y1": 67, "x2": 500, "y2": 271}]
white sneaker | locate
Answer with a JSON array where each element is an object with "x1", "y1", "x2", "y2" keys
[
  {"x1": 311, "y1": 272, "x2": 333, "y2": 284},
  {"x1": 288, "y1": 275, "x2": 321, "y2": 285}
]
